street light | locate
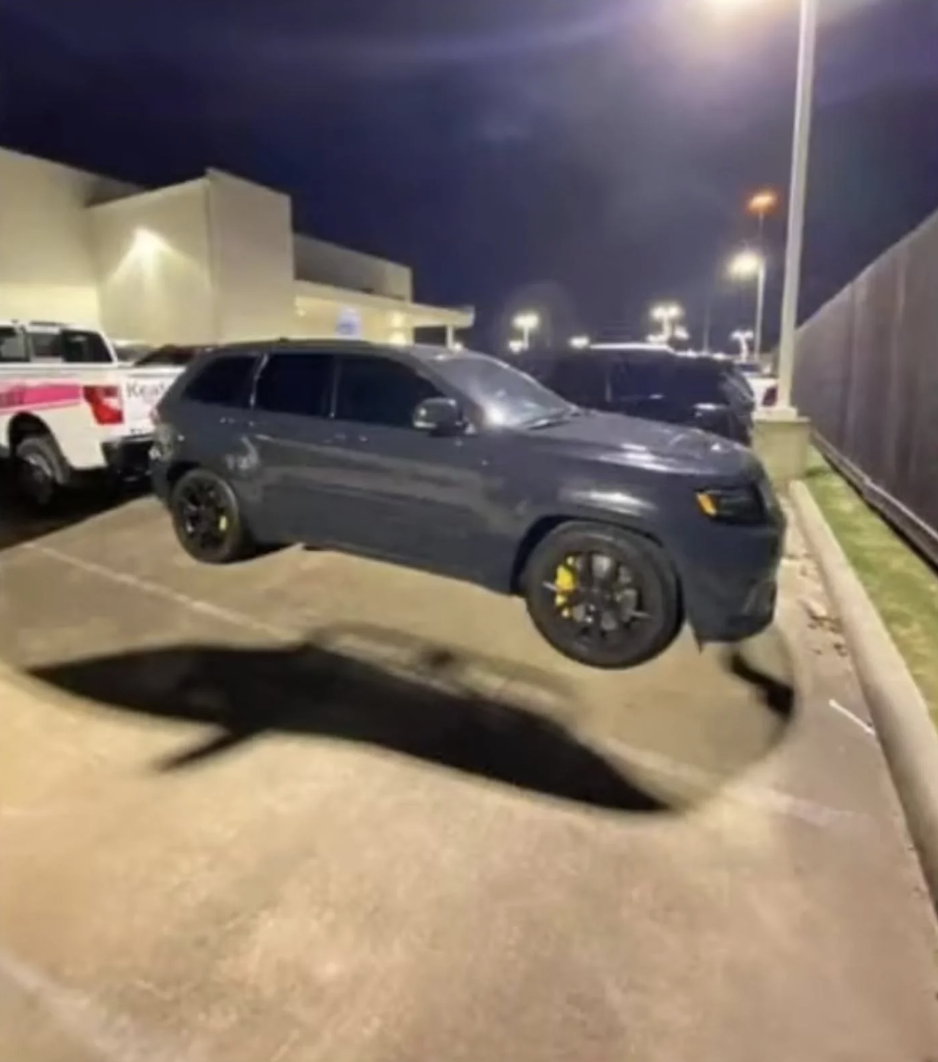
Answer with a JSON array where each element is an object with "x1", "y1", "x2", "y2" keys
[
  {"x1": 731, "y1": 328, "x2": 755, "y2": 357},
  {"x1": 747, "y1": 188, "x2": 779, "y2": 238},
  {"x1": 728, "y1": 249, "x2": 767, "y2": 360},
  {"x1": 512, "y1": 311, "x2": 540, "y2": 351},
  {"x1": 507, "y1": 338, "x2": 525, "y2": 354},
  {"x1": 713, "y1": 0, "x2": 818, "y2": 408},
  {"x1": 569, "y1": 335, "x2": 591, "y2": 350},
  {"x1": 649, "y1": 302, "x2": 684, "y2": 341}
]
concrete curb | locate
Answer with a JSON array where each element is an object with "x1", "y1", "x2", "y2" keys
[{"x1": 790, "y1": 481, "x2": 938, "y2": 910}]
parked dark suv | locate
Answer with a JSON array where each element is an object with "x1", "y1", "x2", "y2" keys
[
  {"x1": 151, "y1": 341, "x2": 783, "y2": 669},
  {"x1": 518, "y1": 345, "x2": 755, "y2": 444}
]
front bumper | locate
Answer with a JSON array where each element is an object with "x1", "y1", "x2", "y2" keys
[{"x1": 671, "y1": 515, "x2": 785, "y2": 645}]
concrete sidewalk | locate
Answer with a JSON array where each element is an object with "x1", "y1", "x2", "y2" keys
[{"x1": 2, "y1": 494, "x2": 938, "y2": 1061}]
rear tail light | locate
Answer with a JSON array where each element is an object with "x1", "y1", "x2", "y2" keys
[
  {"x1": 82, "y1": 384, "x2": 124, "y2": 425},
  {"x1": 763, "y1": 385, "x2": 778, "y2": 408}
]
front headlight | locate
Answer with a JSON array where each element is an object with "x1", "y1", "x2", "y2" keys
[{"x1": 696, "y1": 485, "x2": 767, "y2": 525}]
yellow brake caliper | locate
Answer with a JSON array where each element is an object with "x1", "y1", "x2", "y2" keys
[{"x1": 554, "y1": 556, "x2": 578, "y2": 617}]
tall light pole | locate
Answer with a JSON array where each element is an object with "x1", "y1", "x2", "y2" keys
[
  {"x1": 777, "y1": 0, "x2": 819, "y2": 410},
  {"x1": 512, "y1": 311, "x2": 540, "y2": 351},
  {"x1": 728, "y1": 249, "x2": 767, "y2": 361},
  {"x1": 710, "y1": 0, "x2": 819, "y2": 407}
]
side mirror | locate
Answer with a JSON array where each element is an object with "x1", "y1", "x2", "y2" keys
[{"x1": 412, "y1": 396, "x2": 465, "y2": 436}]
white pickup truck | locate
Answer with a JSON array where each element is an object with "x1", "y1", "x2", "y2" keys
[{"x1": 0, "y1": 320, "x2": 187, "y2": 508}]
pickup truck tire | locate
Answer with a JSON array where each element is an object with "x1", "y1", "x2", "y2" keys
[
  {"x1": 14, "y1": 434, "x2": 70, "y2": 511},
  {"x1": 169, "y1": 468, "x2": 256, "y2": 565},
  {"x1": 522, "y1": 522, "x2": 681, "y2": 669}
]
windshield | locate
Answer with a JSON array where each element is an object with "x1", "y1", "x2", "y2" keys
[{"x1": 435, "y1": 353, "x2": 575, "y2": 430}]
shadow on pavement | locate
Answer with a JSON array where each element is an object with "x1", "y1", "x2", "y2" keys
[
  {"x1": 28, "y1": 624, "x2": 796, "y2": 815},
  {"x1": 0, "y1": 469, "x2": 148, "y2": 552}
]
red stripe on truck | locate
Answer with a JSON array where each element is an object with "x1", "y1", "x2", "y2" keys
[{"x1": 0, "y1": 382, "x2": 83, "y2": 410}]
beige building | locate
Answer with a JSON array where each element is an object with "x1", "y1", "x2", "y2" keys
[{"x1": 0, "y1": 146, "x2": 473, "y2": 347}]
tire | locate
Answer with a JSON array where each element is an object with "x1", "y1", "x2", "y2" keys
[
  {"x1": 169, "y1": 468, "x2": 255, "y2": 565},
  {"x1": 522, "y1": 521, "x2": 682, "y2": 669},
  {"x1": 13, "y1": 434, "x2": 70, "y2": 512}
]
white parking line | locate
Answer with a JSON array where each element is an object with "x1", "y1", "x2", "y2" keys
[
  {"x1": 0, "y1": 946, "x2": 202, "y2": 1062},
  {"x1": 828, "y1": 698, "x2": 877, "y2": 738},
  {"x1": 23, "y1": 542, "x2": 293, "y2": 642}
]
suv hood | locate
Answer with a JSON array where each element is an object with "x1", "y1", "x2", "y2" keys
[{"x1": 523, "y1": 411, "x2": 758, "y2": 478}]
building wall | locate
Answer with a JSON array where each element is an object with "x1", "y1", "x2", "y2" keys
[
  {"x1": 293, "y1": 234, "x2": 413, "y2": 301},
  {"x1": 0, "y1": 149, "x2": 101, "y2": 325},
  {"x1": 90, "y1": 180, "x2": 216, "y2": 344},
  {"x1": 292, "y1": 296, "x2": 413, "y2": 344},
  {"x1": 1, "y1": 146, "x2": 466, "y2": 348},
  {"x1": 207, "y1": 171, "x2": 295, "y2": 341}
]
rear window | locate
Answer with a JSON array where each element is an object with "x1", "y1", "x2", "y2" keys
[
  {"x1": 29, "y1": 328, "x2": 113, "y2": 364},
  {"x1": 544, "y1": 354, "x2": 608, "y2": 406},
  {"x1": 610, "y1": 354, "x2": 673, "y2": 397},
  {"x1": 183, "y1": 354, "x2": 257, "y2": 407},
  {"x1": 137, "y1": 346, "x2": 202, "y2": 368},
  {"x1": 0, "y1": 327, "x2": 28, "y2": 362}
]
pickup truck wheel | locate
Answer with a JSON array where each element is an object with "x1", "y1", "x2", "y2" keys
[
  {"x1": 523, "y1": 523, "x2": 681, "y2": 669},
  {"x1": 14, "y1": 435, "x2": 69, "y2": 511},
  {"x1": 169, "y1": 468, "x2": 255, "y2": 565}
]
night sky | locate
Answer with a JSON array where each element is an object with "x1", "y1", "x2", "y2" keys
[{"x1": 2, "y1": 0, "x2": 937, "y2": 349}]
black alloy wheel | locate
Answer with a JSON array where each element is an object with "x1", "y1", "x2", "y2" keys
[
  {"x1": 523, "y1": 522, "x2": 681, "y2": 669},
  {"x1": 170, "y1": 468, "x2": 253, "y2": 564}
]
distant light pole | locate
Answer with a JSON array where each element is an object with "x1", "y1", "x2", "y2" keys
[
  {"x1": 649, "y1": 302, "x2": 685, "y2": 342},
  {"x1": 747, "y1": 188, "x2": 779, "y2": 244},
  {"x1": 728, "y1": 249, "x2": 766, "y2": 361},
  {"x1": 512, "y1": 311, "x2": 540, "y2": 351}
]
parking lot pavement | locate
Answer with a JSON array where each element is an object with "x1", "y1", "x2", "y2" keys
[{"x1": 1, "y1": 494, "x2": 937, "y2": 1061}]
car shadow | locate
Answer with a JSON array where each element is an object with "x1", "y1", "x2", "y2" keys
[
  {"x1": 27, "y1": 624, "x2": 797, "y2": 815},
  {"x1": 0, "y1": 470, "x2": 149, "y2": 552}
]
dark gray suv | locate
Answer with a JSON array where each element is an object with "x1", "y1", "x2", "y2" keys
[{"x1": 151, "y1": 341, "x2": 784, "y2": 669}]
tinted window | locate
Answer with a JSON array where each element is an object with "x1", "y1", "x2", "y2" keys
[
  {"x1": 0, "y1": 327, "x2": 28, "y2": 362},
  {"x1": 335, "y1": 355, "x2": 439, "y2": 428},
  {"x1": 677, "y1": 362, "x2": 734, "y2": 405},
  {"x1": 548, "y1": 355, "x2": 608, "y2": 406},
  {"x1": 610, "y1": 354, "x2": 674, "y2": 399},
  {"x1": 183, "y1": 355, "x2": 256, "y2": 407},
  {"x1": 29, "y1": 329, "x2": 112, "y2": 363},
  {"x1": 255, "y1": 353, "x2": 333, "y2": 417}
]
